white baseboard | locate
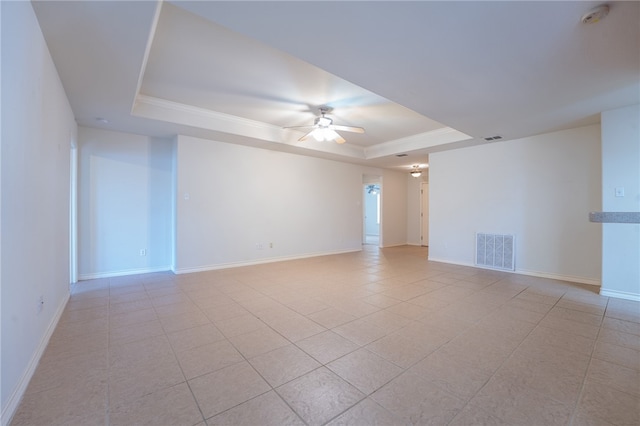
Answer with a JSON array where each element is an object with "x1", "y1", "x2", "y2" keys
[
  {"x1": 173, "y1": 248, "x2": 362, "y2": 275},
  {"x1": 427, "y1": 257, "x2": 474, "y2": 268},
  {"x1": 599, "y1": 288, "x2": 640, "y2": 302},
  {"x1": 78, "y1": 265, "x2": 171, "y2": 281},
  {"x1": 515, "y1": 268, "x2": 600, "y2": 286},
  {"x1": 427, "y1": 257, "x2": 600, "y2": 286},
  {"x1": 380, "y1": 242, "x2": 409, "y2": 248},
  {"x1": 1, "y1": 292, "x2": 70, "y2": 426}
]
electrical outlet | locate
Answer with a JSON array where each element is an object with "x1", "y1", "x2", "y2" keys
[
  {"x1": 140, "y1": 249, "x2": 146, "y2": 256},
  {"x1": 256, "y1": 243, "x2": 264, "y2": 250},
  {"x1": 269, "y1": 242, "x2": 273, "y2": 249}
]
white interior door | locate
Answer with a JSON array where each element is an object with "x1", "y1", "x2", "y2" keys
[{"x1": 421, "y1": 182, "x2": 429, "y2": 247}]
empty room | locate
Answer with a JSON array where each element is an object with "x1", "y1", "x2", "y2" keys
[{"x1": 2, "y1": 1, "x2": 639, "y2": 425}]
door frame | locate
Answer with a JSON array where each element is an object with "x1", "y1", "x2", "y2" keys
[
  {"x1": 420, "y1": 182, "x2": 429, "y2": 247},
  {"x1": 70, "y1": 141, "x2": 78, "y2": 284},
  {"x1": 362, "y1": 177, "x2": 382, "y2": 247}
]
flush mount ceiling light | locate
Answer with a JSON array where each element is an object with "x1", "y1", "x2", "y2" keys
[
  {"x1": 410, "y1": 165, "x2": 422, "y2": 178},
  {"x1": 581, "y1": 4, "x2": 610, "y2": 24}
]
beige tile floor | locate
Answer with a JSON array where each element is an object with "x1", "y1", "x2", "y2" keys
[{"x1": 10, "y1": 245, "x2": 640, "y2": 426}]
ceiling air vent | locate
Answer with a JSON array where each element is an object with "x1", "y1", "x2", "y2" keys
[
  {"x1": 396, "y1": 154, "x2": 408, "y2": 157},
  {"x1": 484, "y1": 135, "x2": 503, "y2": 141}
]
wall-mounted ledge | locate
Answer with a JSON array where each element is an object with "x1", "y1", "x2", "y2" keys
[{"x1": 589, "y1": 212, "x2": 640, "y2": 224}]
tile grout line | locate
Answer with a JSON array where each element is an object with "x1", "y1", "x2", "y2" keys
[
  {"x1": 566, "y1": 296, "x2": 609, "y2": 426},
  {"x1": 179, "y1": 278, "x2": 307, "y2": 424},
  {"x1": 443, "y1": 280, "x2": 555, "y2": 425},
  {"x1": 151, "y1": 278, "x2": 208, "y2": 425},
  {"x1": 211, "y1": 277, "x2": 325, "y2": 422},
  {"x1": 106, "y1": 277, "x2": 112, "y2": 426}
]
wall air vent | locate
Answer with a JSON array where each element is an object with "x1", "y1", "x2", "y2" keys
[{"x1": 475, "y1": 233, "x2": 515, "y2": 271}]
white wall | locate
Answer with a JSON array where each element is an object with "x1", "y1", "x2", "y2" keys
[
  {"x1": 1, "y1": 2, "x2": 76, "y2": 422},
  {"x1": 174, "y1": 135, "x2": 366, "y2": 272},
  {"x1": 600, "y1": 104, "x2": 640, "y2": 300},
  {"x1": 78, "y1": 127, "x2": 173, "y2": 278},
  {"x1": 75, "y1": 130, "x2": 412, "y2": 276},
  {"x1": 380, "y1": 170, "x2": 409, "y2": 247},
  {"x1": 429, "y1": 125, "x2": 602, "y2": 284}
]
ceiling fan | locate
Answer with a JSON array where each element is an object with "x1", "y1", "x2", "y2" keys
[{"x1": 284, "y1": 107, "x2": 365, "y2": 144}]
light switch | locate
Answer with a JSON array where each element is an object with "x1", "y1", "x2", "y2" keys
[{"x1": 615, "y1": 187, "x2": 625, "y2": 197}]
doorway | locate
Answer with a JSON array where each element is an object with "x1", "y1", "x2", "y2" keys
[
  {"x1": 363, "y1": 183, "x2": 381, "y2": 245},
  {"x1": 421, "y1": 182, "x2": 429, "y2": 247}
]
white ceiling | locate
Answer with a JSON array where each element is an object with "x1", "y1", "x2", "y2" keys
[{"x1": 32, "y1": 1, "x2": 639, "y2": 171}]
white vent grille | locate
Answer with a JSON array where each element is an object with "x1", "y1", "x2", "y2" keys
[{"x1": 476, "y1": 233, "x2": 515, "y2": 271}]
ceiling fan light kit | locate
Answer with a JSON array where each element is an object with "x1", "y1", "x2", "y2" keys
[
  {"x1": 410, "y1": 165, "x2": 422, "y2": 178},
  {"x1": 311, "y1": 128, "x2": 344, "y2": 143},
  {"x1": 285, "y1": 107, "x2": 364, "y2": 144}
]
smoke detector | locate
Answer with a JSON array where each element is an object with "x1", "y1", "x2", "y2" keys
[{"x1": 581, "y1": 4, "x2": 610, "y2": 24}]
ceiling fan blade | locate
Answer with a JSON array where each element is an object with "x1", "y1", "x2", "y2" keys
[
  {"x1": 299, "y1": 131, "x2": 313, "y2": 142},
  {"x1": 334, "y1": 134, "x2": 347, "y2": 144},
  {"x1": 331, "y1": 124, "x2": 365, "y2": 134},
  {"x1": 284, "y1": 125, "x2": 316, "y2": 130}
]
